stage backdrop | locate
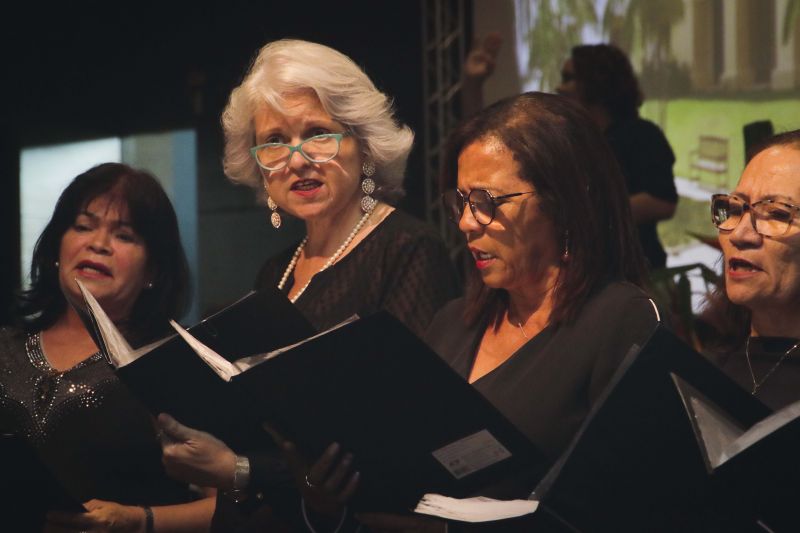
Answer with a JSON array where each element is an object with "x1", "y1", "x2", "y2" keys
[{"x1": 474, "y1": 0, "x2": 800, "y2": 310}]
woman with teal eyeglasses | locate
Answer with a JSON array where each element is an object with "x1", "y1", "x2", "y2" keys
[
  {"x1": 156, "y1": 38, "x2": 459, "y2": 531},
  {"x1": 223, "y1": 38, "x2": 459, "y2": 334}
]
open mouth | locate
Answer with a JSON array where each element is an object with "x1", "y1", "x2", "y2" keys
[
  {"x1": 729, "y1": 258, "x2": 760, "y2": 272},
  {"x1": 76, "y1": 261, "x2": 112, "y2": 276},
  {"x1": 472, "y1": 250, "x2": 495, "y2": 261},
  {"x1": 291, "y1": 179, "x2": 322, "y2": 191},
  {"x1": 470, "y1": 248, "x2": 496, "y2": 269}
]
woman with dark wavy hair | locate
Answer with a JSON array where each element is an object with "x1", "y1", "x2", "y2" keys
[
  {"x1": 352, "y1": 91, "x2": 663, "y2": 532},
  {"x1": 1, "y1": 163, "x2": 215, "y2": 532}
]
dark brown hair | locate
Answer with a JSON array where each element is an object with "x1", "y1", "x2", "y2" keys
[
  {"x1": 571, "y1": 44, "x2": 643, "y2": 121},
  {"x1": 17, "y1": 163, "x2": 190, "y2": 345},
  {"x1": 441, "y1": 91, "x2": 647, "y2": 328}
]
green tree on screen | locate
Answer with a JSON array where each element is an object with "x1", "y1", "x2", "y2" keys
[{"x1": 521, "y1": 0, "x2": 597, "y2": 91}]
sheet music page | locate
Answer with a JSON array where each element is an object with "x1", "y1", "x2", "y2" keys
[
  {"x1": 231, "y1": 315, "x2": 360, "y2": 373},
  {"x1": 414, "y1": 494, "x2": 538, "y2": 522},
  {"x1": 689, "y1": 395, "x2": 746, "y2": 469},
  {"x1": 166, "y1": 316, "x2": 358, "y2": 381},
  {"x1": 721, "y1": 399, "x2": 800, "y2": 464},
  {"x1": 76, "y1": 279, "x2": 136, "y2": 367},
  {"x1": 169, "y1": 320, "x2": 239, "y2": 381}
]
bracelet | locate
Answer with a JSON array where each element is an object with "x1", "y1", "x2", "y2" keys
[
  {"x1": 141, "y1": 506, "x2": 154, "y2": 533},
  {"x1": 233, "y1": 455, "x2": 251, "y2": 490}
]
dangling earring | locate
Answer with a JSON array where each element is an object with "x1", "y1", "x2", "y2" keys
[
  {"x1": 562, "y1": 231, "x2": 570, "y2": 262},
  {"x1": 360, "y1": 159, "x2": 377, "y2": 213},
  {"x1": 264, "y1": 184, "x2": 281, "y2": 229}
]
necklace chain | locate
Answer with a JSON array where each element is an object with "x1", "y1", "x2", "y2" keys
[
  {"x1": 515, "y1": 320, "x2": 529, "y2": 340},
  {"x1": 507, "y1": 310, "x2": 529, "y2": 340},
  {"x1": 278, "y1": 208, "x2": 374, "y2": 303},
  {"x1": 745, "y1": 336, "x2": 800, "y2": 395}
]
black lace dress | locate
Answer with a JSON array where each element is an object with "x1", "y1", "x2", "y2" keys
[
  {"x1": 254, "y1": 209, "x2": 461, "y2": 337},
  {"x1": 214, "y1": 209, "x2": 460, "y2": 532}
]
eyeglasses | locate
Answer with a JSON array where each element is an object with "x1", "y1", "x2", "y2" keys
[
  {"x1": 442, "y1": 188, "x2": 536, "y2": 226},
  {"x1": 711, "y1": 193, "x2": 800, "y2": 237},
  {"x1": 250, "y1": 132, "x2": 352, "y2": 171}
]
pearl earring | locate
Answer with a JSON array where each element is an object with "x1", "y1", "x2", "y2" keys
[{"x1": 361, "y1": 159, "x2": 377, "y2": 213}]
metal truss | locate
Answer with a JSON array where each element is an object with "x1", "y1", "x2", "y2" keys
[{"x1": 420, "y1": 0, "x2": 467, "y2": 250}]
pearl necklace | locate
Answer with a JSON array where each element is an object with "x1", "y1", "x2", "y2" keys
[{"x1": 278, "y1": 208, "x2": 374, "y2": 303}]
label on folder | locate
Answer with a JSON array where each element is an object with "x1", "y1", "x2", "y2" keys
[{"x1": 432, "y1": 430, "x2": 512, "y2": 479}]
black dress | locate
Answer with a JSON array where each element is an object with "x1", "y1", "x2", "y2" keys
[
  {"x1": 0, "y1": 326, "x2": 194, "y2": 528},
  {"x1": 425, "y1": 281, "x2": 661, "y2": 462},
  {"x1": 213, "y1": 209, "x2": 460, "y2": 532},
  {"x1": 712, "y1": 337, "x2": 800, "y2": 411},
  {"x1": 254, "y1": 209, "x2": 460, "y2": 337},
  {"x1": 606, "y1": 117, "x2": 678, "y2": 270}
]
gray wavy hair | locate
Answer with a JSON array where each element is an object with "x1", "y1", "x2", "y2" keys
[{"x1": 222, "y1": 39, "x2": 414, "y2": 204}]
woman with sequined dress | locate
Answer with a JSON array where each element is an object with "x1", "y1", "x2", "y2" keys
[
  {"x1": 701, "y1": 129, "x2": 800, "y2": 411},
  {"x1": 0, "y1": 163, "x2": 215, "y2": 532}
]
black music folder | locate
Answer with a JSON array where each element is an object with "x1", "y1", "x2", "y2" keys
[
  {"x1": 674, "y1": 376, "x2": 800, "y2": 532},
  {"x1": 78, "y1": 280, "x2": 546, "y2": 512},
  {"x1": 76, "y1": 281, "x2": 316, "y2": 451},
  {"x1": 228, "y1": 311, "x2": 548, "y2": 512},
  {"x1": 529, "y1": 325, "x2": 774, "y2": 533}
]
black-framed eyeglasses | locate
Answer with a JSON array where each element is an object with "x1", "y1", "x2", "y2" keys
[
  {"x1": 711, "y1": 193, "x2": 800, "y2": 237},
  {"x1": 442, "y1": 188, "x2": 536, "y2": 226},
  {"x1": 250, "y1": 132, "x2": 352, "y2": 171}
]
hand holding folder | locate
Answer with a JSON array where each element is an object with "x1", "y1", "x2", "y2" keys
[
  {"x1": 76, "y1": 280, "x2": 547, "y2": 512},
  {"x1": 75, "y1": 279, "x2": 316, "y2": 451}
]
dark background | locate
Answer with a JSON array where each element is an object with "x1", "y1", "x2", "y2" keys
[{"x1": 0, "y1": 1, "x2": 466, "y2": 323}]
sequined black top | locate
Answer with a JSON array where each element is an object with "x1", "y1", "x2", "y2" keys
[
  {"x1": 0, "y1": 326, "x2": 193, "y2": 506},
  {"x1": 254, "y1": 209, "x2": 461, "y2": 337}
]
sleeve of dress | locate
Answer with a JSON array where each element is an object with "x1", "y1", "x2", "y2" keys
[
  {"x1": 586, "y1": 287, "x2": 662, "y2": 405},
  {"x1": 628, "y1": 124, "x2": 678, "y2": 203},
  {"x1": 380, "y1": 231, "x2": 461, "y2": 338}
]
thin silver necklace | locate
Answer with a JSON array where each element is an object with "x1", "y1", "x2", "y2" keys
[
  {"x1": 507, "y1": 311, "x2": 530, "y2": 340},
  {"x1": 745, "y1": 336, "x2": 800, "y2": 395},
  {"x1": 515, "y1": 320, "x2": 529, "y2": 339}
]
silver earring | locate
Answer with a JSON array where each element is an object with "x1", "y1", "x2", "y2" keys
[
  {"x1": 265, "y1": 185, "x2": 281, "y2": 229},
  {"x1": 562, "y1": 231, "x2": 570, "y2": 261},
  {"x1": 361, "y1": 160, "x2": 377, "y2": 213},
  {"x1": 54, "y1": 261, "x2": 60, "y2": 268},
  {"x1": 146, "y1": 282, "x2": 154, "y2": 289}
]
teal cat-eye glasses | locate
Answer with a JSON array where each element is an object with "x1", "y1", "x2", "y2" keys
[{"x1": 250, "y1": 132, "x2": 352, "y2": 171}]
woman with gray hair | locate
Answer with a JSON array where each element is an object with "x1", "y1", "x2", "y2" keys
[
  {"x1": 157, "y1": 38, "x2": 459, "y2": 531},
  {"x1": 222, "y1": 38, "x2": 457, "y2": 335}
]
